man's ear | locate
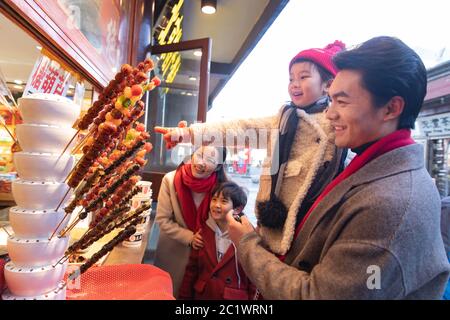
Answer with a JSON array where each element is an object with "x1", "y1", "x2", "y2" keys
[{"x1": 384, "y1": 96, "x2": 405, "y2": 121}]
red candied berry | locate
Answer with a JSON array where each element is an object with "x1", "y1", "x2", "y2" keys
[
  {"x1": 135, "y1": 157, "x2": 146, "y2": 166},
  {"x1": 144, "y1": 142, "x2": 153, "y2": 152},
  {"x1": 141, "y1": 132, "x2": 150, "y2": 140},
  {"x1": 121, "y1": 64, "x2": 133, "y2": 75},
  {"x1": 131, "y1": 84, "x2": 143, "y2": 96},
  {"x1": 122, "y1": 118, "x2": 131, "y2": 126},
  {"x1": 136, "y1": 72, "x2": 148, "y2": 83},
  {"x1": 130, "y1": 176, "x2": 141, "y2": 184},
  {"x1": 106, "y1": 200, "x2": 113, "y2": 208},
  {"x1": 151, "y1": 76, "x2": 161, "y2": 86},
  {"x1": 144, "y1": 58, "x2": 154, "y2": 70},
  {"x1": 137, "y1": 62, "x2": 145, "y2": 71},
  {"x1": 136, "y1": 123, "x2": 146, "y2": 132},
  {"x1": 112, "y1": 195, "x2": 121, "y2": 204}
]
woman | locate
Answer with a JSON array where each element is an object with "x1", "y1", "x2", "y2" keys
[{"x1": 153, "y1": 145, "x2": 228, "y2": 297}]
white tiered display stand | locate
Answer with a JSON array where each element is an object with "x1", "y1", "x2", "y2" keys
[{"x1": 2, "y1": 93, "x2": 80, "y2": 300}]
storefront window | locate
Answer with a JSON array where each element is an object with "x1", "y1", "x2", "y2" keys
[{"x1": 146, "y1": 48, "x2": 203, "y2": 172}]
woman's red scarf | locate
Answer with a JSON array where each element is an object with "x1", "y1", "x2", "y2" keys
[
  {"x1": 279, "y1": 129, "x2": 415, "y2": 261},
  {"x1": 174, "y1": 164, "x2": 217, "y2": 232}
]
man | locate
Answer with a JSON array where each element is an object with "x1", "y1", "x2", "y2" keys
[{"x1": 226, "y1": 36, "x2": 450, "y2": 299}]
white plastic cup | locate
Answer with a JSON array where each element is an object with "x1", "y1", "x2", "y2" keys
[
  {"x1": 136, "y1": 181, "x2": 152, "y2": 197},
  {"x1": 131, "y1": 196, "x2": 152, "y2": 216},
  {"x1": 122, "y1": 229, "x2": 144, "y2": 247}
]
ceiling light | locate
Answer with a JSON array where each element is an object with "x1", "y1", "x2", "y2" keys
[
  {"x1": 14, "y1": 80, "x2": 23, "y2": 85},
  {"x1": 186, "y1": 92, "x2": 193, "y2": 96},
  {"x1": 189, "y1": 76, "x2": 197, "y2": 81},
  {"x1": 201, "y1": 0, "x2": 216, "y2": 14},
  {"x1": 193, "y1": 50, "x2": 202, "y2": 57},
  {"x1": 181, "y1": 92, "x2": 186, "y2": 95}
]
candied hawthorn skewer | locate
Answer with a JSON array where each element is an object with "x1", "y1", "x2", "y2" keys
[
  {"x1": 58, "y1": 163, "x2": 140, "y2": 237},
  {"x1": 67, "y1": 225, "x2": 137, "y2": 281},
  {"x1": 65, "y1": 205, "x2": 131, "y2": 256}
]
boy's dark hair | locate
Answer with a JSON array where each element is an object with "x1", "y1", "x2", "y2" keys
[
  {"x1": 332, "y1": 36, "x2": 427, "y2": 129},
  {"x1": 291, "y1": 58, "x2": 335, "y2": 84},
  {"x1": 212, "y1": 181, "x2": 247, "y2": 209}
]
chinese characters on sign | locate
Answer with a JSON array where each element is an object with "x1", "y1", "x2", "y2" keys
[
  {"x1": 153, "y1": 0, "x2": 184, "y2": 93},
  {"x1": 416, "y1": 112, "x2": 450, "y2": 137},
  {"x1": 23, "y1": 55, "x2": 72, "y2": 96}
]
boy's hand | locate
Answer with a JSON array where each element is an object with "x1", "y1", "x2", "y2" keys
[
  {"x1": 154, "y1": 120, "x2": 191, "y2": 149},
  {"x1": 226, "y1": 210, "x2": 255, "y2": 245},
  {"x1": 191, "y1": 229, "x2": 204, "y2": 250}
]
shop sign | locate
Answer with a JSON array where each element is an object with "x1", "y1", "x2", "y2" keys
[
  {"x1": 155, "y1": 0, "x2": 184, "y2": 46},
  {"x1": 23, "y1": 54, "x2": 71, "y2": 97},
  {"x1": 154, "y1": 0, "x2": 184, "y2": 91},
  {"x1": 416, "y1": 112, "x2": 450, "y2": 137}
]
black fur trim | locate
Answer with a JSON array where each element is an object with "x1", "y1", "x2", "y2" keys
[{"x1": 257, "y1": 196, "x2": 288, "y2": 229}]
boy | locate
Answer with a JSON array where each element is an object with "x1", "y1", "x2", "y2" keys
[{"x1": 178, "y1": 181, "x2": 256, "y2": 300}]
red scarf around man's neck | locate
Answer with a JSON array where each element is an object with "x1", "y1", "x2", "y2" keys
[
  {"x1": 174, "y1": 164, "x2": 217, "y2": 232},
  {"x1": 279, "y1": 129, "x2": 415, "y2": 261}
]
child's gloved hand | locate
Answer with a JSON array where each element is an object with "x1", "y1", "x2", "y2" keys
[{"x1": 154, "y1": 120, "x2": 190, "y2": 150}]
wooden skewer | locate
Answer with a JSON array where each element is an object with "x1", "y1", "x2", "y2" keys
[
  {"x1": 55, "y1": 187, "x2": 71, "y2": 211},
  {"x1": 0, "y1": 117, "x2": 17, "y2": 143},
  {"x1": 0, "y1": 94, "x2": 17, "y2": 114},
  {"x1": 53, "y1": 254, "x2": 70, "y2": 267},
  {"x1": 1, "y1": 225, "x2": 11, "y2": 237},
  {"x1": 64, "y1": 153, "x2": 85, "y2": 183},
  {"x1": 48, "y1": 206, "x2": 74, "y2": 240},
  {"x1": 71, "y1": 128, "x2": 95, "y2": 155},
  {"x1": 58, "y1": 215, "x2": 82, "y2": 238},
  {"x1": 57, "y1": 129, "x2": 80, "y2": 160}
]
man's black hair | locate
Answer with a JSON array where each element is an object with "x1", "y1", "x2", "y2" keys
[{"x1": 332, "y1": 36, "x2": 427, "y2": 129}]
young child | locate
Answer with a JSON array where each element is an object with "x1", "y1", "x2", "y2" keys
[
  {"x1": 156, "y1": 41, "x2": 347, "y2": 258},
  {"x1": 178, "y1": 181, "x2": 256, "y2": 300}
]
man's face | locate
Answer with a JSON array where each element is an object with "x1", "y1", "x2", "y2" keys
[{"x1": 326, "y1": 70, "x2": 389, "y2": 149}]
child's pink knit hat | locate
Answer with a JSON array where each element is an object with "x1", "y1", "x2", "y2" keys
[{"x1": 289, "y1": 40, "x2": 346, "y2": 76}]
